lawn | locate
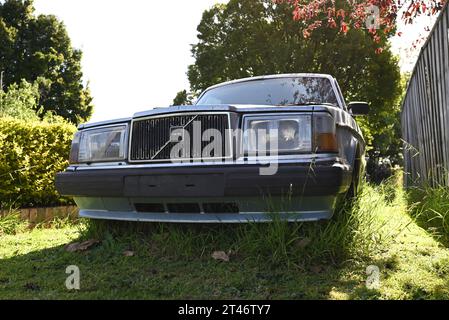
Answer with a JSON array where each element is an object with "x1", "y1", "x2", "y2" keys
[{"x1": 1, "y1": 179, "x2": 449, "y2": 300}]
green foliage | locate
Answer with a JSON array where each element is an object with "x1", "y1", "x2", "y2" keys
[
  {"x1": 172, "y1": 90, "x2": 194, "y2": 106},
  {"x1": 184, "y1": 0, "x2": 402, "y2": 163},
  {"x1": 0, "y1": 79, "x2": 40, "y2": 121},
  {"x1": 0, "y1": 0, "x2": 93, "y2": 125},
  {"x1": 0, "y1": 117, "x2": 76, "y2": 208}
]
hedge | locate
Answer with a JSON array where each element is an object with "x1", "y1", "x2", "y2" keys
[{"x1": 0, "y1": 117, "x2": 76, "y2": 208}]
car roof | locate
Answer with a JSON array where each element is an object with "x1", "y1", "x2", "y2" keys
[{"x1": 201, "y1": 73, "x2": 336, "y2": 93}]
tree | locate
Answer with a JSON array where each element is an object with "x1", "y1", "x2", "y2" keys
[
  {"x1": 0, "y1": 79, "x2": 40, "y2": 121},
  {"x1": 0, "y1": 0, "x2": 93, "y2": 125},
  {"x1": 182, "y1": 0, "x2": 402, "y2": 167},
  {"x1": 277, "y1": 0, "x2": 446, "y2": 50},
  {"x1": 172, "y1": 89, "x2": 194, "y2": 106}
]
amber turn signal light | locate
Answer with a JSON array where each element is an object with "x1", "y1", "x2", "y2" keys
[{"x1": 315, "y1": 133, "x2": 338, "y2": 153}]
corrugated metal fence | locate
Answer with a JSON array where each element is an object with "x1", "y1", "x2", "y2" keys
[{"x1": 402, "y1": 2, "x2": 449, "y2": 187}]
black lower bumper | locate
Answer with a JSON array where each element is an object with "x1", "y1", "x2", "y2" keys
[{"x1": 55, "y1": 163, "x2": 353, "y2": 198}]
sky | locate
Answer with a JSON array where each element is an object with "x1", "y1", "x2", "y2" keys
[
  {"x1": 390, "y1": 9, "x2": 439, "y2": 73},
  {"x1": 33, "y1": 0, "x2": 438, "y2": 123},
  {"x1": 34, "y1": 0, "x2": 227, "y2": 123}
]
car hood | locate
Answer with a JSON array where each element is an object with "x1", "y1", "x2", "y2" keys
[
  {"x1": 133, "y1": 104, "x2": 322, "y2": 118},
  {"x1": 79, "y1": 104, "x2": 360, "y2": 140}
]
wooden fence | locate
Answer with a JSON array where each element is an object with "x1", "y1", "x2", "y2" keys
[
  {"x1": 401, "y1": 2, "x2": 449, "y2": 187},
  {"x1": 0, "y1": 206, "x2": 79, "y2": 224}
]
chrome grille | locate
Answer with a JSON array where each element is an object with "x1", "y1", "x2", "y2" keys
[{"x1": 129, "y1": 113, "x2": 232, "y2": 162}]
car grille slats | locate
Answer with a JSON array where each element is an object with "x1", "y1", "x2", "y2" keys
[{"x1": 130, "y1": 113, "x2": 231, "y2": 162}]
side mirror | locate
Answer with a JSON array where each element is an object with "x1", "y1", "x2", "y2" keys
[{"x1": 348, "y1": 102, "x2": 369, "y2": 116}]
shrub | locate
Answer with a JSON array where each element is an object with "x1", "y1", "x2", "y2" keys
[{"x1": 0, "y1": 117, "x2": 76, "y2": 208}]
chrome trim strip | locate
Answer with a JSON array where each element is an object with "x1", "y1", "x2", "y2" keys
[
  {"x1": 79, "y1": 122, "x2": 129, "y2": 132},
  {"x1": 70, "y1": 155, "x2": 340, "y2": 171},
  {"x1": 128, "y1": 112, "x2": 234, "y2": 163},
  {"x1": 78, "y1": 117, "x2": 132, "y2": 130},
  {"x1": 79, "y1": 209, "x2": 333, "y2": 223}
]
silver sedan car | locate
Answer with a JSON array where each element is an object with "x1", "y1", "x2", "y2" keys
[{"x1": 56, "y1": 74, "x2": 368, "y2": 223}]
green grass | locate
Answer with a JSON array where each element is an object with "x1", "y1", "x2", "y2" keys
[
  {"x1": 408, "y1": 185, "x2": 449, "y2": 245},
  {"x1": 1, "y1": 180, "x2": 449, "y2": 299}
]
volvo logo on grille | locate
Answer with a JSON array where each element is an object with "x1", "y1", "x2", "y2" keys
[{"x1": 170, "y1": 126, "x2": 185, "y2": 141}]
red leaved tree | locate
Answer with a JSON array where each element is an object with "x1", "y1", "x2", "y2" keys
[{"x1": 277, "y1": 0, "x2": 446, "y2": 51}]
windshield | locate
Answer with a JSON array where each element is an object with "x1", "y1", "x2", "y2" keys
[{"x1": 196, "y1": 77, "x2": 339, "y2": 106}]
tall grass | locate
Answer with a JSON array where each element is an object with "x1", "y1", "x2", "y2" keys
[
  {"x1": 0, "y1": 207, "x2": 80, "y2": 235},
  {"x1": 82, "y1": 180, "x2": 402, "y2": 267},
  {"x1": 0, "y1": 210, "x2": 27, "y2": 236},
  {"x1": 408, "y1": 184, "x2": 449, "y2": 244}
]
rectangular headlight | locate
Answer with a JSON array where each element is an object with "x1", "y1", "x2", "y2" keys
[
  {"x1": 243, "y1": 115, "x2": 312, "y2": 154},
  {"x1": 71, "y1": 125, "x2": 128, "y2": 163}
]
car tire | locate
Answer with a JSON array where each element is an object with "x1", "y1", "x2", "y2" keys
[{"x1": 346, "y1": 150, "x2": 362, "y2": 200}]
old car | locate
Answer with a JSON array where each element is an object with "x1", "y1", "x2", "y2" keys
[{"x1": 55, "y1": 73, "x2": 368, "y2": 223}]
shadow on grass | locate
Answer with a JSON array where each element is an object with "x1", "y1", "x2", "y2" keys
[
  {"x1": 2, "y1": 216, "x2": 448, "y2": 299},
  {"x1": 0, "y1": 225, "x2": 372, "y2": 300},
  {"x1": 0, "y1": 201, "x2": 388, "y2": 301}
]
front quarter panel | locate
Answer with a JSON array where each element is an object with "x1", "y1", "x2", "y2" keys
[{"x1": 318, "y1": 105, "x2": 365, "y2": 168}]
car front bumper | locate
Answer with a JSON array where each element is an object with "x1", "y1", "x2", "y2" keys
[{"x1": 55, "y1": 159, "x2": 352, "y2": 223}]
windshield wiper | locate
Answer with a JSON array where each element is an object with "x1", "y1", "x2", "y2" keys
[{"x1": 276, "y1": 102, "x2": 337, "y2": 107}]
